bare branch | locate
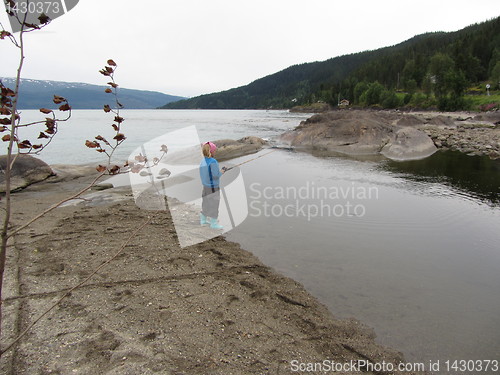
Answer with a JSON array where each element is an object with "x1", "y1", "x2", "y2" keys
[
  {"x1": 7, "y1": 171, "x2": 106, "y2": 239},
  {"x1": 0, "y1": 21, "x2": 20, "y2": 48}
]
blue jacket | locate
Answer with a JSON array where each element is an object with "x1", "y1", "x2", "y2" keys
[{"x1": 200, "y1": 157, "x2": 222, "y2": 188}]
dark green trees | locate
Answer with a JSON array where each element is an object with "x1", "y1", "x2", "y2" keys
[{"x1": 164, "y1": 17, "x2": 500, "y2": 110}]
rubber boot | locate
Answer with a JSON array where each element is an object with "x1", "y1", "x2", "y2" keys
[
  {"x1": 200, "y1": 213, "x2": 208, "y2": 226},
  {"x1": 210, "y1": 217, "x2": 223, "y2": 230}
]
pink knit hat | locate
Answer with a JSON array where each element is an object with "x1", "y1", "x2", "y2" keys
[{"x1": 205, "y1": 142, "x2": 217, "y2": 154}]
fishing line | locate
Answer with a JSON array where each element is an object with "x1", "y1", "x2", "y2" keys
[{"x1": 222, "y1": 146, "x2": 292, "y2": 172}]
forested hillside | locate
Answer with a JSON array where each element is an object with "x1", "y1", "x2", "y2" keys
[{"x1": 164, "y1": 17, "x2": 500, "y2": 111}]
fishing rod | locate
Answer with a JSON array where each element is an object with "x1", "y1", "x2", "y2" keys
[{"x1": 222, "y1": 148, "x2": 283, "y2": 172}]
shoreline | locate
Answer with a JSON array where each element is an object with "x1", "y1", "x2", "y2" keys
[
  {"x1": 285, "y1": 108, "x2": 500, "y2": 160},
  {"x1": 0, "y1": 169, "x2": 423, "y2": 374}
]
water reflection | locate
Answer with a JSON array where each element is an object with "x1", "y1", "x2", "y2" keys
[
  {"x1": 226, "y1": 149, "x2": 500, "y2": 372},
  {"x1": 379, "y1": 150, "x2": 500, "y2": 205}
]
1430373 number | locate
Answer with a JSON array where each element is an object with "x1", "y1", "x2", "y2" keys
[
  {"x1": 445, "y1": 360, "x2": 499, "y2": 372},
  {"x1": 7, "y1": 1, "x2": 62, "y2": 14}
]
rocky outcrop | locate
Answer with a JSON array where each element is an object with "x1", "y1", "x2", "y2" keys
[
  {"x1": 409, "y1": 111, "x2": 500, "y2": 159},
  {"x1": 214, "y1": 136, "x2": 267, "y2": 161},
  {"x1": 155, "y1": 136, "x2": 268, "y2": 168},
  {"x1": 422, "y1": 124, "x2": 500, "y2": 159},
  {"x1": 281, "y1": 109, "x2": 500, "y2": 160},
  {"x1": 0, "y1": 154, "x2": 54, "y2": 192},
  {"x1": 281, "y1": 110, "x2": 437, "y2": 161},
  {"x1": 49, "y1": 163, "x2": 101, "y2": 182}
]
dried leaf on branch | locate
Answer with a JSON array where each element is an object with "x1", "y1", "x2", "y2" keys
[
  {"x1": 85, "y1": 140, "x2": 99, "y2": 148},
  {"x1": 96, "y1": 165, "x2": 107, "y2": 173},
  {"x1": 113, "y1": 133, "x2": 126, "y2": 142},
  {"x1": 59, "y1": 103, "x2": 71, "y2": 111},
  {"x1": 18, "y1": 140, "x2": 32, "y2": 149},
  {"x1": 53, "y1": 95, "x2": 66, "y2": 104},
  {"x1": 38, "y1": 13, "x2": 50, "y2": 24}
]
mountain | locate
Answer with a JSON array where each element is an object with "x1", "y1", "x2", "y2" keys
[
  {"x1": 0, "y1": 78, "x2": 185, "y2": 109},
  {"x1": 162, "y1": 17, "x2": 500, "y2": 110},
  {"x1": 161, "y1": 53, "x2": 370, "y2": 109}
]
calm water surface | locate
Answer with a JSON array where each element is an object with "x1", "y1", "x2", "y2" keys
[
  {"x1": 226, "y1": 149, "x2": 500, "y2": 373},
  {"x1": 10, "y1": 109, "x2": 308, "y2": 164},
  {"x1": 7, "y1": 110, "x2": 500, "y2": 372}
]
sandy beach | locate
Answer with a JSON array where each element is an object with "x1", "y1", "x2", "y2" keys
[{"x1": 0, "y1": 167, "x2": 422, "y2": 374}]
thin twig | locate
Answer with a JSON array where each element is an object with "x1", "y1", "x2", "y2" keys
[
  {"x1": 0, "y1": 214, "x2": 153, "y2": 355},
  {"x1": 7, "y1": 171, "x2": 106, "y2": 239}
]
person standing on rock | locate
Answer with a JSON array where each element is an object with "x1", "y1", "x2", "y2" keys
[{"x1": 199, "y1": 141, "x2": 225, "y2": 229}]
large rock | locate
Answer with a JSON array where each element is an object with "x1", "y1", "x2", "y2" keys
[
  {"x1": 0, "y1": 154, "x2": 54, "y2": 192},
  {"x1": 381, "y1": 127, "x2": 437, "y2": 160},
  {"x1": 160, "y1": 136, "x2": 268, "y2": 167},
  {"x1": 214, "y1": 136, "x2": 267, "y2": 161},
  {"x1": 280, "y1": 110, "x2": 437, "y2": 160}
]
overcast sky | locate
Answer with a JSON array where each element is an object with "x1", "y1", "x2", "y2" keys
[{"x1": 0, "y1": 0, "x2": 498, "y2": 97}]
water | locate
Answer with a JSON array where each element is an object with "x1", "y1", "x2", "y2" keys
[
  {"x1": 6, "y1": 110, "x2": 500, "y2": 372},
  {"x1": 225, "y1": 149, "x2": 500, "y2": 372},
  {"x1": 381, "y1": 151, "x2": 500, "y2": 205},
  {"x1": 8, "y1": 109, "x2": 309, "y2": 165}
]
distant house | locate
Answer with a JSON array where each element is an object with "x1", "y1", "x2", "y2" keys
[{"x1": 339, "y1": 99, "x2": 350, "y2": 107}]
